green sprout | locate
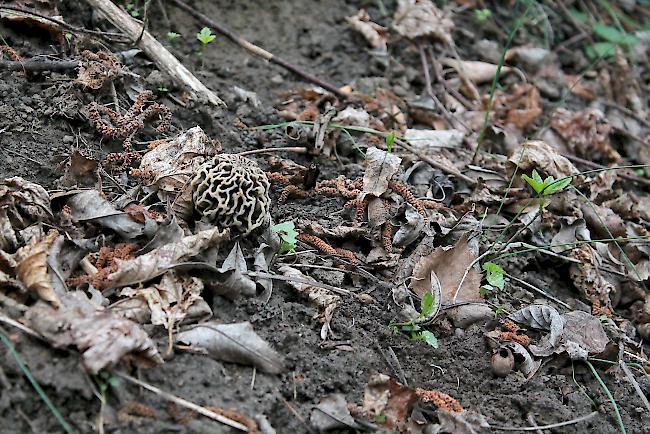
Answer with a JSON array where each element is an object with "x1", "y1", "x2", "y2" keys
[
  {"x1": 390, "y1": 292, "x2": 438, "y2": 348},
  {"x1": 196, "y1": 27, "x2": 216, "y2": 68},
  {"x1": 167, "y1": 31, "x2": 181, "y2": 41},
  {"x1": 385, "y1": 131, "x2": 395, "y2": 153},
  {"x1": 64, "y1": 32, "x2": 73, "y2": 43},
  {"x1": 522, "y1": 169, "x2": 571, "y2": 212},
  {"x1": 475, "y1": 8, "x2": 492, "y2": 22},
  {"x1": 272, "y1": 221, "x2": 298, "y2": 254},
  {"x1": 196, "y1": 27, "x2": 216, "y2": 45},
  {"x1": 480, "y1": 261, "x2": 505, "y2": 296},
  {"x1": 126, "y1": 1, "x2": 140, "y2": 17}
]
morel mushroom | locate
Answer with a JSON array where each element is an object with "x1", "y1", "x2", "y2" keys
[{"x1": 190, "y1": 154, "x2": 271, "y2": 235}]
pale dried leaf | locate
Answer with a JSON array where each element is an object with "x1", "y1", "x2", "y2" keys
[
  {"x1": 120, "y1": 271, "x2": 210, "y2": 328},
  {"x1": 362, "y1": 374, "x2": 418, "y2": 432},
  {"x1": 106, "y1": 227, "x2": 229, "y2": 288},
  {"x1": 346, "y1": 9, "x2": 388, "y2": 51},
  {"x1": 310, "y1": 394, "x2": 360, "y2": 432},
  {"x1": 404, "y1": 128, "x2": 464, "y2": 149},
  {"x1": 436, "y1": 410, "x2": 490, "y2": 434},
  {"x1": 394, "y1": 205, "x2": 425, "y2": 248},
  {"x1": 67, "y1": 190, "x2": 147, "y2": 239},
  {"x1": 503, "y1": 341, "x2": 541, "y2": 378},
  {"x1": 138, "y1": 126, "x2": 219, "y2": 219},
  {"x1": 15, "y1": 230, "x2": 60, "y2": 307},
  {"x1": 367, "y1": 196, "x2": 389, "y2": 227},
  {"x1": 509, "y1": 304, "x2": 564, "y2": 341},
  {"x1": 177, "y1": 321, "x2": 285, "y2": 374},
  {"x1": 0, "y1": 177, "x2": 52, "y2": 250},
  {"x1": 557, "y1": 311, "x2": 609, "y2": 360},
  {"x1": 363, "y1": 147, "x2": 402, "y2": 197},
  {"x1": 393, "y1": 0, "x2": 454, "y2": 44},
  {"x1": 211, "y1": 242, "x2": 256, "y2": 298},
  {"x1": 411, "y1": 232, "x2": 481, "y2": 303},
  {"x1": 26, "y1": 291, "x2": 163, "y2": 374},
  {"x1": 508, "y1": 140, "x2": 580, "y2": 180},
  {"x1": 441, "y1": 58, "x2": 513, "y2": 84}
]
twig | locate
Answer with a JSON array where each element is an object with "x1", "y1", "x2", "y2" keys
[
  {"x1": 247, "y1": 271, "x2": 352, "y2": 297},
  {"x1": 0, "y1": 59, "x2": 80, "y2": 72},
  {"x1": 0, "y1": 5, "x2": 128, "y2": 41},
  {"x1": 0, "y1": 314, "x2": 43, "y2": 339},
  {"x1": 619, "y1": 360, "x2": 650, "y2": 413},
  {"x1": 84, "y1": 0, "x2": 224, "y2": 107},
  {"x1": 115, "y1": 372, "x2": 249, "y2": 431},
  {"x1": 236, "y1": 146, "x2": 308, "y2": 156},
  {"x1": 506, "y1": 273, "x2": 571, "y2": 309},
  {"x1": 396, "y1": 138, "x2": 477, "y2": 185},
  {"x1": 169, "y1": 0, "x2": 350, "y2": 99},
  {"x1": 490, "y1": 411, "x2": 598, "y2": 431},
  {"x1": 526, "y1": 414, "x2": 544, "y2": 434},
  {"x1": 602, "y1": 101, "x2": 650, "y2": 129}
]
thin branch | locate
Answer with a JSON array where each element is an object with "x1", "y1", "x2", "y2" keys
[
  {"x1": 490, "y1": 411, "x2": 598, "y2": 431},
  {"x1": 236, "y1": 146, "x2": 308, "y2": 156},
  {"x1": 619, "y1": 360, "x2": 650, "y2": 413},
  {"x1": 506, "y1": 273, "x2": 571, "y2": 309},
  {"x1": 115, "y1": 372, "x2": 249, "y2": 431},
  {"x1": 0, "y1": 59, "x2": 80, "y2": 72},
  {"x1": 169, "y1": 0, "x2": 350, "y2": 99}
]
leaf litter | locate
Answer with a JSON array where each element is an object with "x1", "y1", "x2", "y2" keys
[{"x1": 2, "y1": 1, "x2": 650, "y2": 433}]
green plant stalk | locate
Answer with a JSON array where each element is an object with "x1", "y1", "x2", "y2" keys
[
  {"x1": 0, "y1": 330, "x2": 77, "y2": 434},
  {"x1": 472, "y1": 0, "x2": 533, "y2": 162},
  {"x1": 585, "y1": 360, "x2": 627, "y2": 434},
  {"x1": 492, "y1": 236, "x2": 650, "y2": 261}
]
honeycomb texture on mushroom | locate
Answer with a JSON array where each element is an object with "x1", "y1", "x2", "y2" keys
[{"x1": 190, "y1": 154, "x2": 271, "y2": 235}]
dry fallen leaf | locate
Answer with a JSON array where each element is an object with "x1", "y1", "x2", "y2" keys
[
  {"x1": 507, "y1": 140, "x2": 580, "y2": 180},
  {"x1": 176, "y1": 321, "x2": 285, "y2": 374},
  {"x1": 106, "y1": 227, "x2": 230, "y2": 288},
  {"x1": 569, "y1": 244, "x2": 615, "y2": 315},
  {"x1": 209, "y1": 241, "x2": 257, "y2": 298},
  {"x1": 393, "y1": 0, "x2": 454, "y2": 44},
  {"x1": 15, "y1": 230, "x2": 61, "y2": 307},
  {"x1": 363, "y1": 146, "x2": 402, "y2": 198},
  {"x1": 310, "y1": 394, "x2": 360, "y2": 432},
  {"x1": 0, "y1": 177, "x2": 52, "y2": 251},
  {"x1": 491, "y1": 83, "x2": 542, "y2": 130},
  {"x1": 436, "y1": 410, "x2": 490, "y2": 434},
  {"x1": 441, "y1": 58, "x2": 514, "y2": 85},
  {"x1": 411, "y1": 232, "x2": 481, "y2": 302},
  {"x1": 120, "y1": 271, "x2": 211, "y2": 328},
  {"x1": 26, "y1": 291, "x2": 163, "y2": 374},
  {"x1": 67, "y1": 190, "x2": 151, "y2": 239},
  {"x1": 550, "y1": 108, "x2": 620, "y2": 162},
  {"x1": 510, "y1": 304, "x2": 609, "y2": 360},
  {"x1": 138, "y1": 126, "x2": 219, "y2": 220},
  {"x1": 346, "y1": 9, "x2": 389, "y2": 51},
  {"x1": 362, "y1": 374, "x2": 419, "y2": 432}
]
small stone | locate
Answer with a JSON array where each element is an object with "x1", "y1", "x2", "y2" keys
[
  {"x1": 270, "y1": 74, "x2": 284, "y2": 85},
  {"x1": 63, "y1": 135, "x2": 74, "y2": 144}
]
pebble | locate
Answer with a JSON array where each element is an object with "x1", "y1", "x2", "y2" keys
[
  {"x1": 270, "y1": 74, "x2": 284, "y2": 85},
  {"x1": 63, "y1": 135, "x2": 74, "y2": 144}
]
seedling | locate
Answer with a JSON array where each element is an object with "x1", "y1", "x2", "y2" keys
[
  {"x1": 522, "y1": 169, "x2": 571, "y2": 212},
  {"x1": 475, "y1": 8, "x2": 492, "y2": 22},
  {"x1": 385, "y1": 131, "x2": 395, "y2": 153},
  {"x1": 494, "y1": 305, "x2": 506, "y2": 319},
  {"x1": 480, "y1": 261, "x2": 505, "y2": 296},
  {"x1": 272, "y1": 221, "x2": 298, "y2": 254},
  {"x1": 390, "y1": 292, "x2": 439, "y2": 348},
  {"x1": 196, "y1": 27, "x2": 216, "y2": 68},
  {"x1": 126, "y1": 1, "x2": 140, "y2": 17},
  {"x1": 167, "y1": 31, "x2": 181, "y2": 41}
]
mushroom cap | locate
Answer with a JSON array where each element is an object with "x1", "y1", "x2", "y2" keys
[{"x1": 191, "y1": 154, "x2": 271, "y2": 235}]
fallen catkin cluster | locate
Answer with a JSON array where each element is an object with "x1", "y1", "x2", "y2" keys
[{"x1": 191, "y1": 154, "x2": 271, "y2": 235}]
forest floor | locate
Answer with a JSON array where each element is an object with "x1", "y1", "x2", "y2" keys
[{"x1": 1, "y1": 1, "x2": 650, "y2": 433}]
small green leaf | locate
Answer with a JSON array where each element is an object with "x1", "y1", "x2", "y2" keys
[
  {"x1": 522, "y1": 171, "x2": 545, "y2": 195},
  {"x1": 272, "y1": 221, "x2": 298, "y2": 254},
  {"x1": 375, "y1": 413, "x2": 387, "y2": 424},
  {"x1": 419, "y1": 331, "x2": 438, "y2": 348},
  {"x1": 420, "y1": 291, "x2": 434, "y2": 316},
  {"x1": 592, "y1": 23, "x2": 638, "y2": 46},
  {"x1": 167, "y1": 31, "x2": 181, "y2": 41},
  {"x1": 586, "y1": 42, "x2": 617, "y2": 59},
  {"x1": 474, "y1": 8, "x2": 492, "y2": 22},
  {"x1": 385, "y1": 131, "x2": 395, "y2": 153},
  {"x1": 482, "y1": 262, "x2": 505, "y2": 290},
  {"x1": 543, "y1": 176, "x2": 571, "y2": 195},
  {"x1": 569, "y1": 8, "x2": 588, "y2": 24},
  {"x1": 479, "y1": 285, "x2": 493, "y2": 297},
  {"x1": 197, "y1": 27, "x2": 216, "y2": 45}
]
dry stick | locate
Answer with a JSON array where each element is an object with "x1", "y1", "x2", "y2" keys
[
  {"x1": 506, "y1": 273, "x2": 571, "y2": 309},
  {"x1": 395, "y1": 138, "x2": 477, "y2": 185},
  {"x1": 169, "y1": 0, "x2": 349, "y2": 100},
  {"x1": 84, "y1": 0, "x2": 224, "y2": 107},
  {"x1": 619, "y1": 360, "x2": 650, "y2": 413},
  {"x1": 236, "y1": 146, "x2": 308, "y2": 156},
  {"x1": 116, "y1": 373, "x2": 249, "y2": 432},
  {"x1": 491, "y1": 411, "x2": 598, "y2": 431},
  {"x1": 0, "y1": 59, "x2": 80, "y2": 72}
]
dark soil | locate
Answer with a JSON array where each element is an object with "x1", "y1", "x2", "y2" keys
[{"x1": 1, "y1": 1, "x2": 649, "y2": 433}]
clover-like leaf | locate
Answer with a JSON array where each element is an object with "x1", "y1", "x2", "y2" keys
[
  {"x1": 197, "y1": 27, "x2": 216, "y2": 45},
  {"x1": 272, "y1": 221, "x2": 298, "y2": 254},
  {"x1": 419, "y1": 330, "x2": 439, "y2": 348},
  {"x1": 482, "y1": 262, "x2": 505, "y2": 290}
]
